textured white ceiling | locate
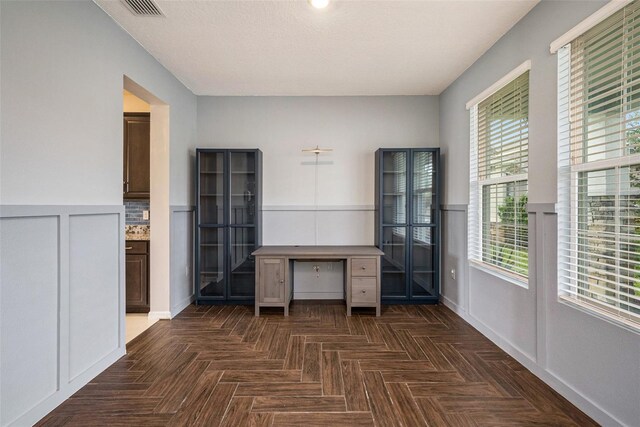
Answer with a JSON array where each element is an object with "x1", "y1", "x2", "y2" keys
[{"x1": 95, "y1": 0, "x2": 538, "y2": 96}]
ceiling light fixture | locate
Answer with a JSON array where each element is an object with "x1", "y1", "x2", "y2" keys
[{"x1": 309, "y1": 0, "x2": 329, "y2": 10}]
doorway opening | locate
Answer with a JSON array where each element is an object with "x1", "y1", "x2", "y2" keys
[{"x1": 122, "y1": 76, "x2": 171, "y2": 344}]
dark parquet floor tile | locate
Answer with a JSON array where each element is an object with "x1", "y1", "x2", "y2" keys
[{"x1": 36, "y1": 302, "x2": 599, "y2": 427}]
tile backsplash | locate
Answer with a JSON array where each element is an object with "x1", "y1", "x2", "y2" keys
[{"x1": 124, "y1": 199, "x2": 150, "y2": 225}]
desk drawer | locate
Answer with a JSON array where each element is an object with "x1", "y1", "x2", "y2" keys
[
  {"x1": 351, "y1": 278, "x2": 377, "y2": 303},
  {"x1": 351, "y1": 258, "x2": 377, "y2": 277}
]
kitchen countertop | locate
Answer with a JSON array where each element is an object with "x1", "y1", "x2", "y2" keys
[{"x1": 125, "y1": 225, "x2": 150, "y2": 241}]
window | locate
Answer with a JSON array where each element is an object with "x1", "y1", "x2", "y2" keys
[
  {"x1": 469, "y1": 70, "x2": 530, "y2": 281},
  {"x1": 557, "y1": 1, "x2": 640, "y2": 328},
  {"x1": 392, "y1": 151, "x2": 406, "y2": 237},
  {"x1": 413, "y1": 151, "x2": 434, "y2": 242}
]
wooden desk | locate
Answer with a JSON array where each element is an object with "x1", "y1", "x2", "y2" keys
[{"x1": 252, "y1": 246, "x2": 384, "y2": 317}]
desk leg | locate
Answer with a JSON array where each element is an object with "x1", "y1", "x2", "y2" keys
[
  {"x1": 376, "y1": 304, "x2": 380, "y2": 317},
  {"x1": 347, "y1": 306, "x2": 351, "y2": 316},
  {"x1": 255, "y1": 305, "x2": 260, "y2": 317},
  {"x1": 284, "y1": 303, "x2": 289, "y2": 317}
]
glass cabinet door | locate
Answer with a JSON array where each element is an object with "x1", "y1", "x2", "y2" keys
[
  {"x1": 412, "y1": 151, "x2": 435, "y2": 225},
  {"x1": 229, "y1": 152, "x2": 257, "y2": 225},
  {"x1": 381, "y1": 226, "x2": 407, "y2": 297},
  {"x1": 199, "y1": 152, "x2": 225, "y2": 225},
  {"x1": 411, "y1": 226, "x2": 436, "y2": 298},
  {"x1": 382, "y1": 151, "x2": 407, "y2": 225},
  {"x1": 229, "y1": 227, "x2": 256, "y2": 298},
  {"x1": 199, "y1": 228, "x2": 225, "y2": 298}
]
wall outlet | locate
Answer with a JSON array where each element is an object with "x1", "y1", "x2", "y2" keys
[
  {"x1": 143, "y1": 210, "x2": 150, "y2": 220},
  {"x1": 450, "y1": 268, "x2": 456, "y2": 280}
]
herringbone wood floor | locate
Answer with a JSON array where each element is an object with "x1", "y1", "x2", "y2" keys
[{"x1": 38, "y1": 302, "x2": 598, "y2": 427}]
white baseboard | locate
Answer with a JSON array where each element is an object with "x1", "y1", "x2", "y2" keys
[
  {"x1": 441, "y1": 295, "x2": 466, "y2": 316},
  {"x1": 293, "y1": 292, "x2": 344, "y2": 300},
  {"x1": 171, "y1": 294, "x2": 195, "y2": 318},
  {"x1": 440, "y1": 297, "x2": 624, "y2": 427},
  {"x1": 148, "y1": 311, "x2": 172, "y2": 321}
]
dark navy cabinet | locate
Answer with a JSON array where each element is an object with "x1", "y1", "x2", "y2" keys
[
  {"x1": 375, "y1": 148, "x2": 440, "y2": 304},
  {"x1": 195, "y1": 149, "x2": 262, "y2": 304}
]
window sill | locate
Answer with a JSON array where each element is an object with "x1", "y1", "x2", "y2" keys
[
  {"x1": 558, "y1": 295, "x2": 640, "y2": 335},
  {"x1": 469, "y1": 260, "x2": 529, "y2": 289}
]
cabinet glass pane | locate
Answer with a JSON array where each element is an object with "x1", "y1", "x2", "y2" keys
[
  {"x1": 382, "y1": 151, "x2": 407, "y2": 224},
  {"x1": 229, "y1": 227, "x2": 256, "y2": 298},
  {"x1": 199, "y1": 153, "x2": 224, "y2": 225},
  {"x1": 199, "y1": 228, "x2": 225, "y2": 297},
  {"x1": 381, "y1": 226, "x2": 407, "y2": 297},
  {"x1": 413, "y1": 151, "x2": 435, "y2": 224},
  {"x1": 230, "y1": 152, "x2": 257, "y2": 225},
  {"x1": 411, "y1": 227, "x2": 436, "y2": 297}
]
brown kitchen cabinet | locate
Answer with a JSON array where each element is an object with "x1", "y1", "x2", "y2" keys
[
  {"x1": 126, "y1": 240, "x2": 149, "y2": 313},
  {"x1": 123, "y1": 113, "x2": 150, "y2": 199}
]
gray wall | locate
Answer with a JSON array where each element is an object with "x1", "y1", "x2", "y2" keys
[
  {"x1": 0, "y1": 1, "x2": 196, "y2": 425},
  {"x1": 197, "y1": 96, "x2": 439, "y2": 297},
  {"x1": 197, "y1": 96, "x2": 438, "y2": 245},
  {"x1": 439, "y1": 1, "x2": 639, "y2": 426},
  {"x1": 198, "y1": 96, "x2": 439, "y2": 208}
]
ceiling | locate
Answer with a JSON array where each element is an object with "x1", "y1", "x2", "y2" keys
[{"x1": 95, "y1": 0, "x2": 538, "y2": 96}]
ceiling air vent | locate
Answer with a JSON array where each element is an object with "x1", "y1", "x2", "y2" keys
[{"x1": 122, "y1": 0, "x2": 165, "y2": 17}]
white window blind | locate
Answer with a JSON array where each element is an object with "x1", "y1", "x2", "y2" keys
[
  {"x1": 413, "y1": 151, "x2": 434, "y2": 245},
  {"x1": 558, "y1": 1, "x2": 640, "y2": 328},
  {"x1": 469, "y1": 71, "x2": 530, "y2": 280},
  {"x1": 393, "y1": 152, "x2": 406, "y2": 237}
]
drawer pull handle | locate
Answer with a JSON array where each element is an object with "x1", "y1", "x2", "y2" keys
[
  {"x1": 279, "y1": 280, "x2": 284, "y2": 284},
  {"x1": 361, "y1": 289, "x2": 366, "y2": 293},
  {"x1": 126, "y1": 246, "x2": 133, "y2": 250},
  {"x1": 361, "y1": 266, "x2": 366, "y2": 270}
]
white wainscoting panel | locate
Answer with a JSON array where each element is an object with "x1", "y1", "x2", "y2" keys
[
  {"x1": 0, "y1": 206, "x2": 125, "y2": 427},
  {"x1": 262, "y1": 206, "x2": 374, "y2": 246},
  {"x1": 440, "y1": 206, "x2": 467, "y2": 311},
  {"x1": 170, "y1": 206, "x2": 195, "y2": 317},
  {"x1": 1, "y1": 216, "x2": 59, "y2": 426},
  {"x1": 68, "y1": 214, "x2": 120, "y2": 380}
]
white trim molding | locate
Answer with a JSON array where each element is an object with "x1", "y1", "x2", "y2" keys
[
  {"x1": 527, "y1": 203, "x2": 557, "y2": 215},
  {"x1": 440, "y1": 204, "x2": 468, "y2": 212},
  {"x1": 465, "y1": 60, "x2": 532, "y2": 110},
  {"x1": 550, "y1": 0, "x2": 633, "y2": 54},
  {"x1": 148, "y1": 311, "x2": 172, "y2": 321}
]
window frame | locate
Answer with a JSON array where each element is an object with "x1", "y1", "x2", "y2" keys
[
  {"x1": 468, "y1": 62, "x2": 531, "y2": 287},
  {"x1": 555, "y1": 2, "x2": 640, "y2": 332}
]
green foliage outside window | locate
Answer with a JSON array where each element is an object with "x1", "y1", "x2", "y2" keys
[
  {"x1": 497, "y1": 194, "x2": 528, "y2": 226},
  {"x1": 487, "y1": 194, "x2": 529, "y2": 276}
]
